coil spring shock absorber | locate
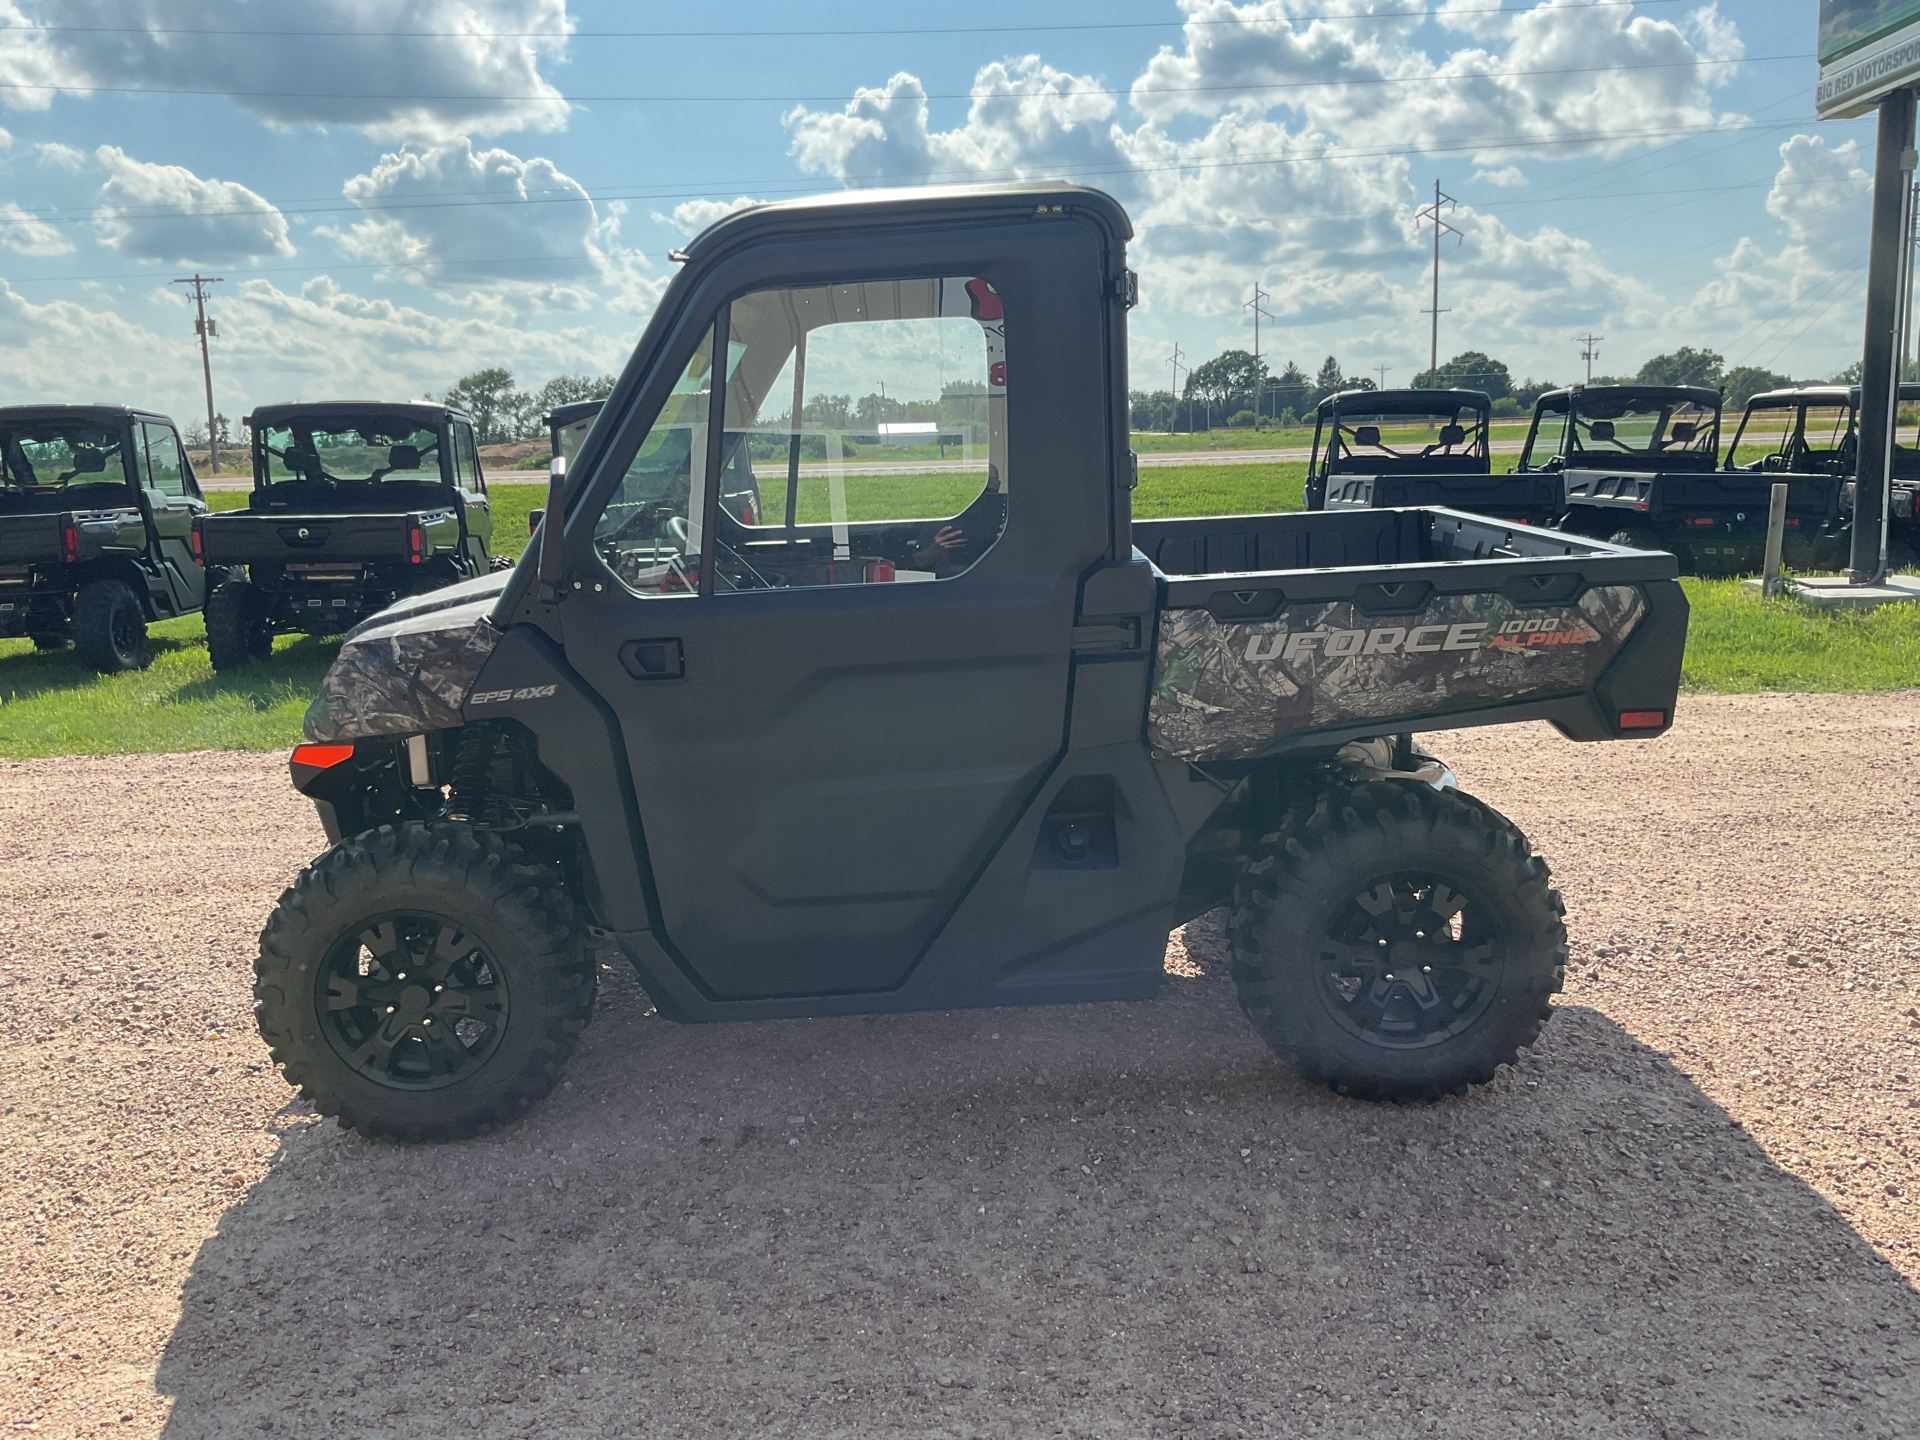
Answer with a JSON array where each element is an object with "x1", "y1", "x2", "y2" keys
[{"x1": 443, "y1": 728, "x2": 496, "y2": 823}]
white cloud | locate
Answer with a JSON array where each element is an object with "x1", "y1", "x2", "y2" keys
[
  {"x1": 35, "y1": 140, "x2": 86, "y2": 170},
  {"x1": 91, "y1": 145, "x2": 293, "y2": 262},
  {"x1": 1679, "y1": 134, "x2": 1871, "y2": 376},
  {"x1": 1130, "y1": 0, "x2": 1743, "y2": 162},
  {"x1": 0, "y1": 198, "x2": 73, "y2": 255},
  {"x1": 787, "y1": 59, "x2": 1127, "y2": 190},
  {"x1": 0, "y1": 125, "x2": 11, "y2": 150},
  {"x1": 657, "y1": 196, "x2": 768, "y2": 236},
  {"x1": 336, "y1": 139, "x2": 626, "y2": 309},
  {"x1": 1473, "y1": 165, "x2": 1527, "y2": 187},
  {"x1": 0, "y1": 0, "x2": 571, "y2": 141}
]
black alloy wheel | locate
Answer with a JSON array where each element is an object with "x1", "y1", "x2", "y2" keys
[
  {"x1": 315, "y1": 912, "x2": 510, "y2": 1091},
  {"x1": 1312, "y1": 875, "x2": 1503, "y2": 1050},
  {"x1": 1231, "y1": 780, "x2": 1566, "y2": 1101},
  {"x1": 71, "y1": 578, "x2": 150, "y2": 672}
]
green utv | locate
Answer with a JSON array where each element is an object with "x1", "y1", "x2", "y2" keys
[
  {"x1": 0, "y1": 405, "x2": 213, "y2": 672},
  {"x1": 254, "y1": 184, "x2": 1689, "y2": 1142},
  {"x1": 196, "y1": 402, "x2": 502, "y2": 671}
]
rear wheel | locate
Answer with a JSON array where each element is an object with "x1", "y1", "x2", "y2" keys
[
  {"x1": 1604, "y1": 526, "x2": 1654, "y2": 549},
  {"x1": 489, "y1": 552, "x2": 516, "y2": 573},
  {"x1": 205, "y1": 579, "x2": 273, "y2": 670},
  {"x1": 253, "y1": 823, "x2": 595, "y2": 1142},
  {"x1": 71, "y1": 579, "x2": 149, "y2": 672},
  {"x1": 1229, "y1": 780, "x2": 1566, "y2": 1101}
]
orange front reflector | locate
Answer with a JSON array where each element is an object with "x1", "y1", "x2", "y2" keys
[
  {"x1": 291, "y1": 743, "x2": 355, "y2": 769},
  {"x1": 1618, "y1": 710, "x2": 1666, "y2": 730}
]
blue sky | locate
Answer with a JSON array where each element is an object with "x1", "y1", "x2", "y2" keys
[{"x1": 0, "y1": 0, "x2": 1883, "y2": 426}]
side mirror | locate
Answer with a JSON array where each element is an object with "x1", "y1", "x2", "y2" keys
[{"x1": 537, "y1": 454, "x2": 567, "y2": 597}]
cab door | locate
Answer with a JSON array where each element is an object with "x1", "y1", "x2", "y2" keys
[
  {"x1": 450, "y1": 421, "x2": 492, "y2": 568},
  {"x1": 556, "y1": 216, "x2": 1120, "y2": 1001},
  {"x1": 137, "y1": 421, "x2": 210, "y2": 612}
]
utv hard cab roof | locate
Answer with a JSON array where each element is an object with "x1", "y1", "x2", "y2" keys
[
  {"x1": 545, "y1": 400, "x2": 603, "y2": 432},
  {"x1": 1739, "y1": 382, "x2": 1920, "y2": 408},
  {"x1": 245, "y1": 401, "x2": 474, "y2": 430},
  {"x1": 1312, "y1": 388, "x2": 1491, "y2": 418},
  {"x1": 0, "y1": 403, "x2": 180, "y2": 426},
  {"x1": 680, "y1": 180, "x2": 1134, "y2": 259},
  {"x1": 1532, "y1": 384, "x2": 1721, "y2": 413}
]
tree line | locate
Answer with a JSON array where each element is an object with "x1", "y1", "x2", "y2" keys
[
  {"x1": 1130, "y1": 344, "x2": 1842, "y2": 432},
  {"x1": 440, "y1": 369, "x2": 620, "y2": 446}
]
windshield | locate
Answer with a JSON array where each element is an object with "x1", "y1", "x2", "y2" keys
[
  {"x1": 1314, "y1": 403, "x2": 1487, "y2": 472},
  {"x1": 0, "y1": 419, "x2": 134, "y2": 513},
  {"x1": 1524, "y1": 393, "x2": 1718, "y2": 470},
  {"x1": 256, "y1": 419, "x2": 444, "y2": 486}
]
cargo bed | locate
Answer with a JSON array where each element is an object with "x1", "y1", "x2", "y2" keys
[{"x1": 1135, "y1": 506, "x2": 1686, "y2": 761}]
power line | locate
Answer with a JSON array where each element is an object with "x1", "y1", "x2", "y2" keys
[
  {"x1": 1244, "y1": 282, "x2": 1274, "y2": 420},
  {"x1": 0, "y1": 50, "x2": 1806, "y2": 105},
  {"x1": 0, "y1": 119, "x2": 1825, "y2": 239},
  {"x1": 0, "y1": 1, "x2": 1695, "y2": 40}
]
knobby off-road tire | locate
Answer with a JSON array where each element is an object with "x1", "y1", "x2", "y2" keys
[
  {"x1": 1604, "y1": 526, "x2": 1654, "y2": 551},
  {"x1": 253, "y1": 822, "x2": 596, "y2": 1142},
  {"x1": 71, "y1": 578, "x2": 149, "y2": 672},
  {"x1": 205, "y1": 579, "x2": 273, "y2": 670},
  {"x1": 1229, "y1": 781, "x2": 1567, "y2": 1102},
  {"x1": 489, "y1": 552, "x2": 517, "y2": 573}
]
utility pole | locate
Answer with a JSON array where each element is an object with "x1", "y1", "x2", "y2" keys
[
  {"x1": 1575, "y1": 332, "x2": 1604, "y2": 384},
  {"x1": 1374, "y1": 364, "x2": 1392, "y2": 388},
  {"x1": 1167, "y1": 342, "x2": 1187, "y2": 431},
  {"x1": 1907, "y1": 178, "x2": 1920, "y2": 381},
  {"x1": 1243, "y1": 282, "x2": 1273, "y2": 421},
  {"x1": 1414, "y1": 180, "x2": 1460, "y2": 384},
  {"x1": 171, "y1": 273, "x2": 223, "y2": 471}
]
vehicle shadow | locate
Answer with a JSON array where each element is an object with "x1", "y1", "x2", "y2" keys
[
  {"x1": 0, "y1": 625, "x2": 336, "y2": 709},
  {"x1": 155, "y1": 961, "x2": 1920, "y2": 1440}
]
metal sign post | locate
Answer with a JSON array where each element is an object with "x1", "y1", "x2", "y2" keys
[{"x1": 1849, "y1": 89, "x2": 1915, "y2": 582}]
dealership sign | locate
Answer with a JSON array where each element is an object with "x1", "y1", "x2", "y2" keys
[{"x1": 1819, "y1": 0, "x2": 1920, "y2": 116}]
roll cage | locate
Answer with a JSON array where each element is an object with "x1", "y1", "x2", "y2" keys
[{"x1": 1518, "y1": 385, "x2": 1721, "y2": 473}]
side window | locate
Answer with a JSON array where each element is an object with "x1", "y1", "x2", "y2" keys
[
  {"x1": 592, "y1": 324, "x2": 716, "y2": 598},
  {"x1": 453, "y1": 423, "x2": 482, "y2": 492},
  {"x1": 712, "y1": 276, "x2": 1007, "y2": 592},
  {"x1": 141, "y1": 423, "x2": 187, "y2": 497}
]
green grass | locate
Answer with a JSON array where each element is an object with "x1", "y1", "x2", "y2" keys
[
  {"x1": 1136, "y1": 462, "x2": 1304, "y2": 516},
  {"x1": 3, "y1": 468, "x2": 1913, "y2": 760},
  {"x1": 1678, "y1": 577, "x2": 1920, "y2": 692}
]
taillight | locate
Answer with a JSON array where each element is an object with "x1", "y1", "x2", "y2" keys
[
  {"x1": 61, "y1": 520, "x2": 78, "y2": 562},
  {"x1": 291, "y1": 743, "x2": 354, "y2": 768},
  {"x1": 189, "y1": 522, "x2": 204, "y2": 563},
  {"x1": 1684, "y1": 516, "x2": 1713, "y2": 527},
  {"x1": 528, "y1": 507, "x2": 544, "y2": 536},
  {"x1": 1619, "y1": 710, "x2": 1666, "y2": 730},
  {"x1": 745, "y1": 493, "x2": 761, "y2": 525},
  {"x1": 408, "y1": 521, "x2": 424, "y2": 564}
]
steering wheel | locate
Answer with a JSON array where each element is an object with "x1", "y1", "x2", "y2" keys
[{"x1": 666, "y1": 514, "x2": 690, "y2": 551}]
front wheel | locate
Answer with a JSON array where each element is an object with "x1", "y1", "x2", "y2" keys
[
  {"x1": 253, "y1": 823, "x2": 595, "y2": 1142},
  {"x1": 1229, "y1": 781, "x2": 1566, "y2": 1101}
]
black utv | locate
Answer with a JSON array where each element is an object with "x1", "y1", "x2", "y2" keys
[
  {"x1": 0, "y1": 405, "x2": 212, "y2": 671},
  {"x1": 1530, "y1": 385, "x2": 1800, "y2": 574},
  {"x1": 254, "y1": 182, "x2": 1687, "y2": 1143},
  {"x1": 535, "y1": 397, "x2": 764, "y2": 538},
  {"x1": 1309, "y1": 388, "x2": 1563, "y2": 526},
  {"x1": 1721, "y1": 383, "x2": 1920, "y2": 572},
  {"x1": 197, "y1": 402, "x2": 501, "y2": 670}
]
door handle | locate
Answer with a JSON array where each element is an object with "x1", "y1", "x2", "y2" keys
[{"x1": 619, "y1": 637, "x2": 684, "y2": 680}]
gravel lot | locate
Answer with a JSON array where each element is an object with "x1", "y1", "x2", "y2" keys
[{"x1": 3, "y1": 691, "x2": 1918, "y2": 1439}]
